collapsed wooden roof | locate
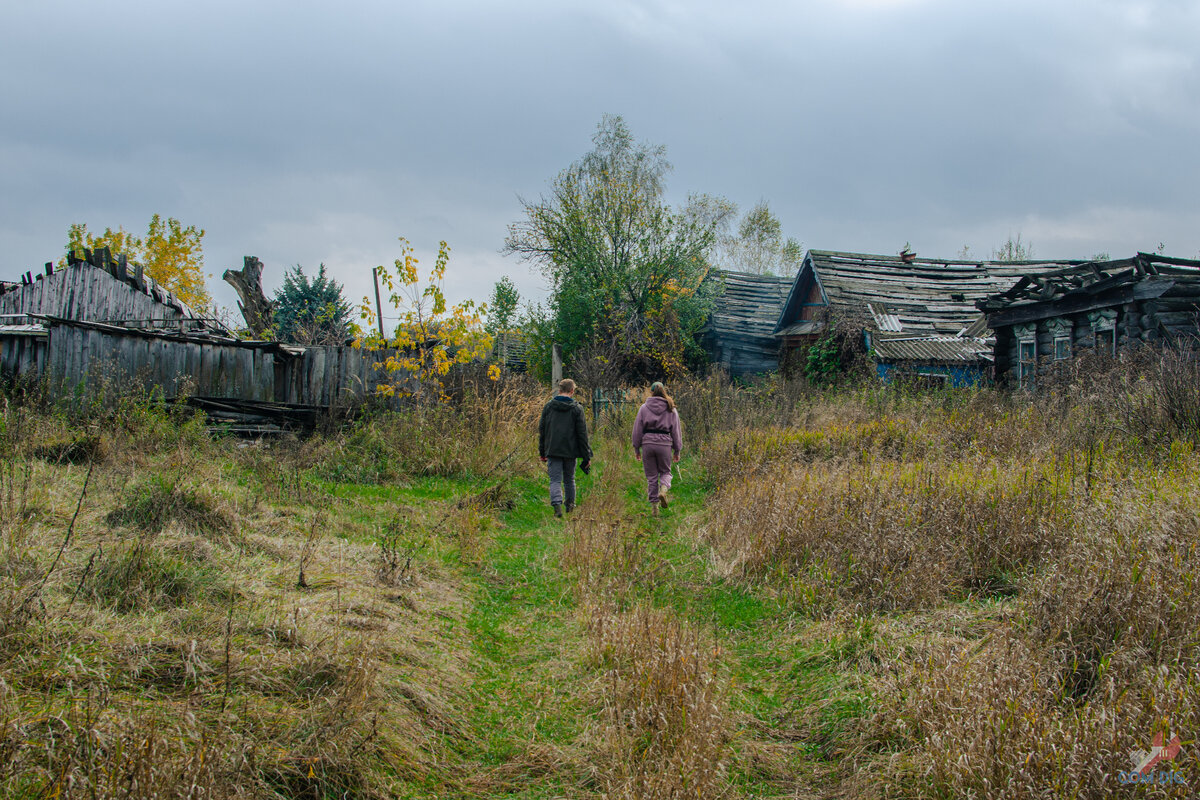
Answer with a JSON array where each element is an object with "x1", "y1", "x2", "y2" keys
[
  {"x1": 701, "y1": 269, "x2": 793, "y2": 375},
  {"x1": 977, "y1": 253, "x2": 1200, "y2": 324}
]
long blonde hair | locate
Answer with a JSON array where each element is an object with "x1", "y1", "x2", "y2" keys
[{"x1": 649, "y1": 381, "x2": 675, "y2": 412}]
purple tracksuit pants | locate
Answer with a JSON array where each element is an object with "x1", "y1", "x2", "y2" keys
[{"x1": 641, "y1": 442, "x2": 673, "y2": 504}]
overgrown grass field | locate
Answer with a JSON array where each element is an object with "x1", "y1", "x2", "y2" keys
[{"x1": 2, "y1": 357, "x2": 1199, "y2": 798}]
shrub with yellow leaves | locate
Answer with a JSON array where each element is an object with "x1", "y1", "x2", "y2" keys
[{"x1": 356, "y1": 237, "x2": 492, "y2": 400}]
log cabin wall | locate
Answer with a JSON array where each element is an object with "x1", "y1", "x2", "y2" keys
[{"x1": 981, "y1": 254, "x2": 1200, "y2": 385}]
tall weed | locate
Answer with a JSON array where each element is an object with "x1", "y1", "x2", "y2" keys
[{"x1": 705, "y1": 463, "x2": 1067, "y2": 612}]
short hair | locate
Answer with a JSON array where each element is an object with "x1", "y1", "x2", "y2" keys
[{"x1": 557, "y1": 378, "x2": 576, "y2": 394}]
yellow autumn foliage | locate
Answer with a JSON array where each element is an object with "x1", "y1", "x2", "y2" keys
[{"x1": 62, "y1": 214, "x2": 211, "y2": 312}]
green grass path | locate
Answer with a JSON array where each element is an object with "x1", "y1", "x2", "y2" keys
[{"x1": 437, "y1": 454, "x2": 872, "y2": 799}]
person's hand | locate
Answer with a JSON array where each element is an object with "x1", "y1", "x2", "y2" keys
[
  {"x1": 673, "y1": 453, "x2": 680, "y2": 463},
  {"x1": 540, "y1": 456, "x2": 547, "y2": 463},
  {"x1": 634, "y1": 451, "x2": 641, "y2": 462}
]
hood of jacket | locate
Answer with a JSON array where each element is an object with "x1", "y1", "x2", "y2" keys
[
  {"x1": 549, "y1": 396, "x2": 578, "y2": 412},
  {"x1": 640, "y1": 396, "x2": 674, "y2": 427}
]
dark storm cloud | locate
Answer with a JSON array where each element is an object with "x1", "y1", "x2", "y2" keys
[{"x1": 3, "y1": 0, "x2": 1198, "y2": 316}]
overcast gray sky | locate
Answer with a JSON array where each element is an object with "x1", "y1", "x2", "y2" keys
[{"x1": 3, "y1": 0, "x2": 1198, "y2": 319}]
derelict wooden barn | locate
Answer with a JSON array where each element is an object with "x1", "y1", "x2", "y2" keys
[
  {"x1": 0, "y1": 250, "x2": 211, "y2": 328},
  {"x1": 978, "y1": 253, "x2": 1200, "y2": 386},
  {"x1": 1, "y1": 252, "x2": 405, "y2": 420}
]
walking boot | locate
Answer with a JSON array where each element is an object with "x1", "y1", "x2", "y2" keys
[
  {"x1": 553, "y1": 503, "x2": 563, "y2": 518},
  {"x1": 565, "y1": 502, "x2": 575, "y2": 514}
]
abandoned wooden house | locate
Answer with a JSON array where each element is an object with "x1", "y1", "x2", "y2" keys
[
  {"x1": 0, "y1": 249, "x2": 406, "y2": 430},
  {"x1": 977, "y1": 253, "x2": 1200, "y2": 387},
  {"x1": 773, "y1": 250, "x2": 1081, "y2": 385},
  {"x1": 702, "y1": 269, "x2": 794, "y2": 376}
]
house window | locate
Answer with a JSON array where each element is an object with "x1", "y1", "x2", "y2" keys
[
  {"x1": 1048, "y1": 319, "x2": 1071, "y2": 361},
  {"x1": 1088, "y1": 310, "x2": 1118, "y2": 356},
  {"x1": 915, "y1": 371, "x2": 949, "y2": 390},
  {"x1": 1019, "y1": 339, "x2": 1036, "y2": 387}
]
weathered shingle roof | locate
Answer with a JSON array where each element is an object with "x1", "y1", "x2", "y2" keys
[
  {"x1": 707, "y1": 270, "x2": 793, "y2": 340},
  {"x1": 792, "y1": 250, "x2": 1082, "y2": 337}
]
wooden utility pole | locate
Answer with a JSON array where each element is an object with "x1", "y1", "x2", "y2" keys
[
  {"x1": 371, "y1": 267, "x2": 386, "y2": 341},
  {"x1": 551, "y1": 343, "x2": 563, "y2": 386}
]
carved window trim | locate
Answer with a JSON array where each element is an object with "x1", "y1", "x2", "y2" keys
[
  {"x1": 1088, "y1": 310, "x2": 1118, "y2": 356},
  {"x1": 1016, "y1": 324, "x2": 1037, "y2": 388}
]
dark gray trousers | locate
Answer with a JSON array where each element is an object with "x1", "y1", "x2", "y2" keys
[{"x1": 547, "y1": 457, "x2": 576, "y2": 506}]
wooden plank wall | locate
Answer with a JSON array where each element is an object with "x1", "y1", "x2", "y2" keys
[
  {"x1": 279, "y1": 346, "x2": 399, "y2": 407},
  {"x1": 19, "y1": 323, "x2": 406, "y2": 408},
  {"x1": 0, "y1": 335, "x2": 48, "y2": 380},
  {"x1": 0, "y1": 263, "x2": 197, "y2": 327},
  {"x1": 42, "y1": 325, "x2": 275, "y2": 401},
  {"x1": 3, "y1": 312, "x2": 420, "y2": 409}
]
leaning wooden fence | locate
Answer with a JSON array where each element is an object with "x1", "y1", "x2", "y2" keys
[{"x1": 1, "y1": 316, "x2": 409, "y2": 410}]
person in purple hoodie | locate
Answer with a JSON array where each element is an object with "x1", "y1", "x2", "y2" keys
[{"x1": 631, "y1": 381, "x2": 682, "y2": 515}]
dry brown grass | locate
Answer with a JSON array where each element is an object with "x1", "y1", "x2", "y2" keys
[
  {"x1": 310, "y1": 382, "x2": 544, "y2": 483},
  {"x1": 704, "y1": 461, "x2": 1068, "y2": 613},
  {"x1": 585, "y1": 603, "x2": 729, "y2": 800},
  {"x1": 8, "y1": 354, "x2": 1200, "y2": 798},
  {"x1": 561, "y1": 438, "x2": 732, "y2": 799},
  {"x1": 683, "y1": 353, "x2": 1200, "y2": 798},
  {"x1": 0, "y1": 394, "x2": 491, "y2": 799}
]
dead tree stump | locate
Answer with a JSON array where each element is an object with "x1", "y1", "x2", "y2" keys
[{"x1": 223, "y1": 256, "x2": 275, "y2": 338}]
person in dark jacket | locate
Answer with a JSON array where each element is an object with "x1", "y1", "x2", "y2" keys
[
  {"x1": 632, "y1": 381, "x2": 682, "y2": 515},
  {"x1": 539, "y1": 378, "x2": 592, "y2": 517}
]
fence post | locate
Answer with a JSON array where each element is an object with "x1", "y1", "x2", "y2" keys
[{"x1": 551, "y1": 343, "x2": 562, "y2": 386}]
